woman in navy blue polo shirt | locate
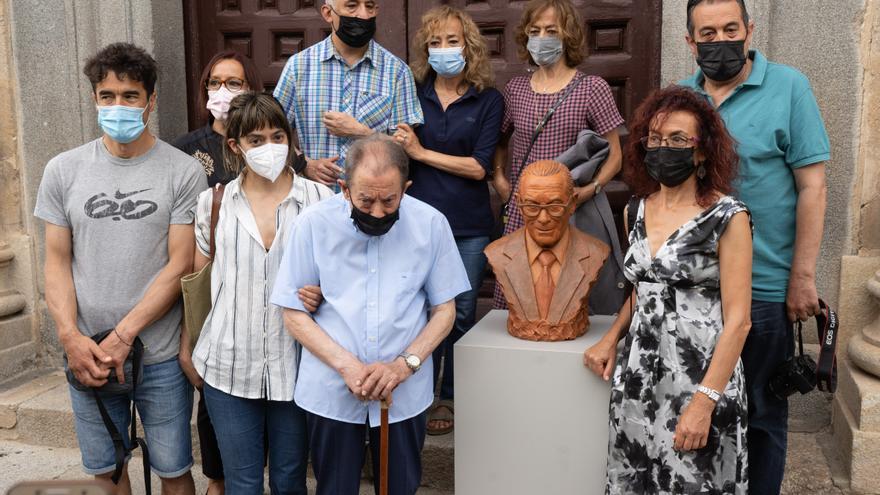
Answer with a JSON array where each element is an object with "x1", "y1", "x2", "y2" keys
[{"x1": 393, "y1": 5, "x2": 504, "y2": 436}]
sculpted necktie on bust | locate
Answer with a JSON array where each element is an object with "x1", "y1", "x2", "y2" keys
[{"x1": 535, "y1": 250, "x2": 557, "y2": 320}]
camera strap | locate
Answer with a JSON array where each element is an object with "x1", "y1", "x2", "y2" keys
[{"x1": 814, "y1": 299, "x2": 838, "y2": 393}]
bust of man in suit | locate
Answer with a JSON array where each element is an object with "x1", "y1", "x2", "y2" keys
[{"x1": 486, "y1": 160, "x2": 610, "y2": 341}]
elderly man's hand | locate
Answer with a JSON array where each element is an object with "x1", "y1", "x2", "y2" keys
[
  {"x1": 360, "y1": 359, "x2": 411, "y2": 403},
  {"x1": 339, "y1": 358, "x2": 370, "y2": 399},
  {"x1": 323, "y1": 111, "x2": 372, "y2": 138}
]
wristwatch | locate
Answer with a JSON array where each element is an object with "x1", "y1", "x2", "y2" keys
[
  {"x1": 592, "y1": 180, "x2": 603, "y2": 196},
  {"x1": 398, "y1": 352, "x2": 422, "y2": 374},
  {"x1": 697, "y1": 384, "x2": 721, "y2": 403}
]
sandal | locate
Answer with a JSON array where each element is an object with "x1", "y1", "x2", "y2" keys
[{"x1": 427, "y1": 399, "x2": 454, "y2": 436}]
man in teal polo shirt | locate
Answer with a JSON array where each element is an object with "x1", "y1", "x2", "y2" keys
[{"x1": 680, "y1": 1, "x2": 829, "y2": 494}]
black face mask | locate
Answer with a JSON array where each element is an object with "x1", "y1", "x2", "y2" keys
[
  {"x1": 696, "y1": 40, "x2": 747, "y2": 82},
  {"x1": 332, "y1": 11, "x2": 376, "y2": 48},
  {"x1": 350, "y1": 203, "x2": 399, "y2": 236},
  {"x1": 644, "y1": 147, "x2": 697, "y2": 187}
]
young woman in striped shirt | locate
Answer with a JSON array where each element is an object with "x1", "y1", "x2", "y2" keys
[{"x1": 187, "y1": 92, "x2": 332, "y2": 493}]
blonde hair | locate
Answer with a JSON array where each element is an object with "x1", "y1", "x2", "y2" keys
[
  {"x1": 515, "y1": 0, "x2": 586, "y2": 67},
  {"x1": 409, "y1": 6, "x2": 495, "y2": 93}
]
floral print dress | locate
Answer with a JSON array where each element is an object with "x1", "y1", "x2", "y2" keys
[{"x1": 606, "y1": 196, "x2": 750, "y2": 495}]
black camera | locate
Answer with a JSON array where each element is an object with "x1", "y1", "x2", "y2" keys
[
  {"x1": 767, "y1": 321, "x2": 818, "y2": 400},
  {"x1": 767, "y1": 353, "x2": 817, "y2": 400}
]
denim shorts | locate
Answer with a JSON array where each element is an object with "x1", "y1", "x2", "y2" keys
[{"x1": 68, "y1": 357, "x2": 194, "y2": 477}]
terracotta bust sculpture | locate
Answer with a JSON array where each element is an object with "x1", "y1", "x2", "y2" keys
[{"x1": 486, "y1": 160, "x2": 610, "y2": 341}]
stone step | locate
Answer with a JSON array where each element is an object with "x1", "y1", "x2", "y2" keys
[
  {"x1": 0, "y1": 371, "x2": 456, "y2": 490},
  {"x1": 0, "y1": 342, "x2": 38, "y2": 384},
  {"x1": 0, "y1": 314, "x2": 33, "y2": 351}
]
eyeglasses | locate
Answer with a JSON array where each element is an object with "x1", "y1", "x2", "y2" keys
[
  {"x1": 206, "y1": 78, "x2": 246, "y2": 92},
  {"x1": 519, "y1": 199, "x2": 572, "y2": 218},
  {"x1": 640, "y1": 135, "x2": 698, "y2": 150}
]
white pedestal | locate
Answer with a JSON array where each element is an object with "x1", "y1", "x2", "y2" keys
[{"x1": 454, "y1": 310, "x2": 613, "y2": 495}]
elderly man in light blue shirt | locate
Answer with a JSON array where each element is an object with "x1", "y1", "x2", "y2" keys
[{"x1": 271, "y1": 133, "x2": 469, "y2": 495}]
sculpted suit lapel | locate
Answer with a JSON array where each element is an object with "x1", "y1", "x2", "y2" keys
[
  {"x1": 501, "y1": 231, "x2": 541, "y2": 321},
  {"x1": 546, "y1": 234, "x2": 589, "y2": 323}
]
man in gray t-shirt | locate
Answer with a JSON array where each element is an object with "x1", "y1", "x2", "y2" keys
[{"x1": 34, "y1": 43, "x2": 205, "y2": 491}]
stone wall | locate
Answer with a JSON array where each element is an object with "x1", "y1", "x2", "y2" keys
[
  {"x1": 1, "y1": 0, "x2": 189, "y2": 372},
  {"x1": 832, "y1": 0, "x2": 880, "y2": 492},
  {"x1": 0, "y1": 0, "x2": 39, "y2": 381}
]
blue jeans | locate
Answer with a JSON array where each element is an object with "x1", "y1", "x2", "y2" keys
[
  {"x1": 432, "y1": 235, "x2": 489, "y2": 401},
  {"x1": 741, "y1": 300, "x2": 794, "y2": 495},
  {"x1": 203, "y1": 383, "x2": 308, "y2": 495},
  {"x1": 68, "y1": 357, "x2": 193, "y2": 478}
]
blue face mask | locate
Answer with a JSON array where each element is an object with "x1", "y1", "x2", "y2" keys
[
  {"x1": 428, "y1": 47, "x2": 466, "y2": 78},
  {"x1": 96, "y1": 104, "x2": 149, "y2": 144}
]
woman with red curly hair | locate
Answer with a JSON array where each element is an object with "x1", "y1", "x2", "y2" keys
[{"x1": 584, "y1": 86, "x2": 753, "y2": 493}]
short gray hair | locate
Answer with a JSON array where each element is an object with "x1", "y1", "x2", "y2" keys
[{"x1": 345, "y1": 134, "x2": 409, "y2": 186}]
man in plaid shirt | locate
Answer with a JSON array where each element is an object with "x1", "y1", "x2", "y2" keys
[{"x1": 274, "y1": 0, "x2": 423, "y2": 191}]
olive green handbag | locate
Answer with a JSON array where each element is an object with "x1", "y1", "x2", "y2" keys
[{"x1": 181, "y1": 184, "x2": 225, "y2": 349}]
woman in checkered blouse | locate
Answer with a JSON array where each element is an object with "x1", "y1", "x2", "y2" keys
[{"x1": 492, "y1": 0, "x2": 626, "y2": 309}]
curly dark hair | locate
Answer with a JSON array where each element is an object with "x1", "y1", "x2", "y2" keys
[
  {"x1": 83, "y1": 43, "x2": 158, "y2": 96},
  {"x1": 623, "y1": 85, "x2": 739, "y2": 207}
]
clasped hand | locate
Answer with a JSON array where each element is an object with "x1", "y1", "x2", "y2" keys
[
  {"x1": 323, "y1": 111, "x2": 370, "y2": 138},
  {"x1": 340, "y1": 358, "x2": 411, "y2": 405}
]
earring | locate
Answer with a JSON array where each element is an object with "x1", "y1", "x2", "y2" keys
[{"x1": 697, "y1": 164, "x2": 706, "y2": 179}]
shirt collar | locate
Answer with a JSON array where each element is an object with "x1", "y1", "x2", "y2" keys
[
  {"x1": 525, "y1": 226, "x2": 570, "y2": 266},
  {"x1": 689, "y1": 49, "x2": 766, "y2": 93},
  {"x1": 229, "y1": 171, "x2": 307, "y2": 207},
  {"x1": 421, "y1": 72, "x2": 479, "y2": 106},
  {"x1": 319, "y1": 35, "x2": 377, "y2": 68}
]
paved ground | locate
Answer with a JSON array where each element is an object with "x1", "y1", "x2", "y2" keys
[
  {"x1": 0, "y1": 429, "x2": 851, "y2": 494},
  {"x1": 0, "y1": 440, "x2": 451, "y2": 495}
]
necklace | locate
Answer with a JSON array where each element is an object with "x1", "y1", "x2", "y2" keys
[{"x1": 435, "y1": 81, "x2": 465, "y2": 109}]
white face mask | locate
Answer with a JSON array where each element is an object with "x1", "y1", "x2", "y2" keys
[
  {"x1": 206, "y1": 86, "x2": 237, "y2": 121},
  {"x1": 244, "y1": 143, "x2": 289, "y2": 182}
]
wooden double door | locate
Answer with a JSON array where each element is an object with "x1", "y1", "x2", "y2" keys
[
  {"x1": 182, "y1": 0, "x2": 662, "y2": 130},
  {"x1": 182, "y1": 0, "x2": 663, "y2": 226}
]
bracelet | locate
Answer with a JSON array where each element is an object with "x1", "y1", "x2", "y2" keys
[
  {"x1": 114, "y1": 328, "x2": 132, "y2": 347},
  {"x1": 696, "y1": 384, "x2": 721, "y2": 403}
]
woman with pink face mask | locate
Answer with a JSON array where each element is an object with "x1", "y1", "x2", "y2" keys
[
  {"x1": 174, "y1": 51, "x2": 307, "y2": 187},
  {"x1": 172, "y1": 51, "x2": 265, "y2": 493}
]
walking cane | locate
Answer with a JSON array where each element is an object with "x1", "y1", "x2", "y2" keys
[{"x1": 380, "y1": 397, "x2": 390, "y2": 495}]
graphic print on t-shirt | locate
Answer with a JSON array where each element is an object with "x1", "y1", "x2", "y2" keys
[{"x1": 84, "y1": 188, "x2": 158, "y2": 221}]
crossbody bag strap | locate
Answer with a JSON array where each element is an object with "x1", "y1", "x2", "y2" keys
[
  {"x1": 504, "y1": 74, "x2": 587, "y2": 206},
  {"x1": 208, "y1": 184, "x2": 226, "y2": 259},
  {"x1": 92, "y1": 390, "x2": 127, "y2": 485},
  {"x1": 128, "y1": 340, "x2": 151, "y2": 494}
]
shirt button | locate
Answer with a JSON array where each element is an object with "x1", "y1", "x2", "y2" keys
[
  {"x1": 368, "y1": 336, "x2": 376, "y2": 342},
  {"x1": 368, "y1": 302, "x2": 375, "y2": 307},
  {"x1": 370, "y1": 268, "x2": 376, "y2": 273},
  {"x1": 617, "y1": 282, "x2": 625, "y2": 289}
]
